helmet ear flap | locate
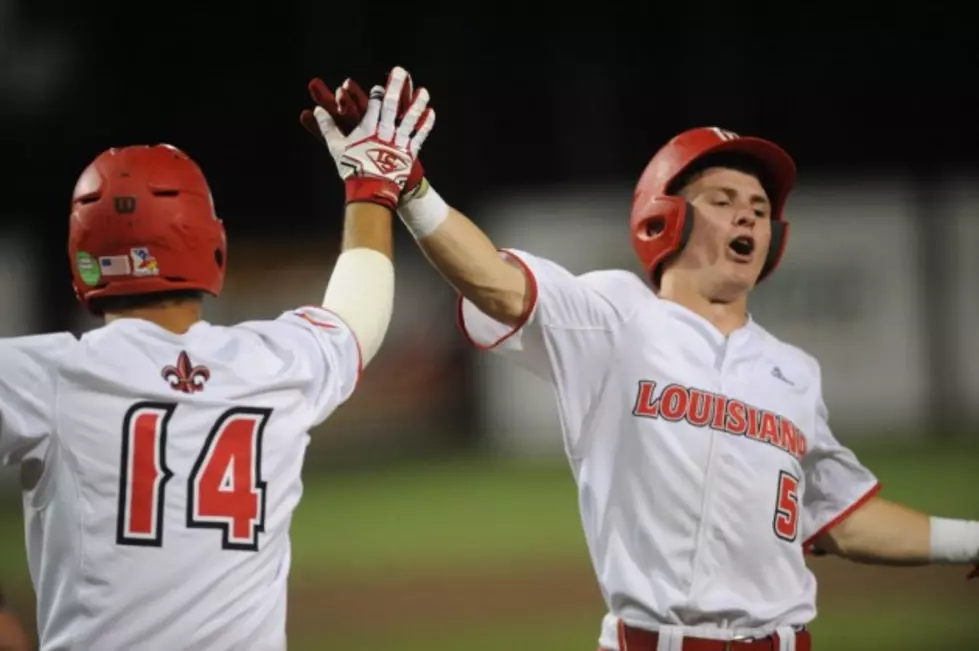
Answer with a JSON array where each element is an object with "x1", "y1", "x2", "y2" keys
[
  {"x1": 652, "y1": 202, "x2": 696, "y2": 288},
  {"x1": 759, "y1": 219, "x2": 789, "y2": 282},
  {"x1": 630, "y1": 196, "x2": 695, "y2": 289}
]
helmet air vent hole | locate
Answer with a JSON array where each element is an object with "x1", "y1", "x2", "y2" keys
[{"x1": 644, "y1": 217, "x2": 666, "y2": 239}]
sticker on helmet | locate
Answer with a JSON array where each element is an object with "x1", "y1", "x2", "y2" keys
[
  {"x1": 130, "y1": 247, "x2": 160, "y2": 276},
  {"x1": 99, "y1": 255, "x2": 131, "y2": 277},
  {"x1": 76, "y1": 251, "x2": 101, "y2": 286}
]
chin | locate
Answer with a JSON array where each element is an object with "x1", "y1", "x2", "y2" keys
[{"x1": 709, "y1": 270, "x2": 758, "y2": 302}]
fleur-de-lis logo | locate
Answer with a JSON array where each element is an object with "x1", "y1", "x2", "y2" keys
[{"x1": 161, "y1": 351, "x2": 210, "y2": 394}]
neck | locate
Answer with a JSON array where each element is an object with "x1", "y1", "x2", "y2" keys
[
  {"x1": 104, "y1": 301, "x2": 203, "y2": 335},
  {"x1": 657, "y1": 274, "x2": 750, "y2": 336}
]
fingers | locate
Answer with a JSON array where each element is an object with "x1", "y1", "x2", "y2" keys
[
  {"x1": 341, "y1": 79, "x2": 369, "y2": 115},
  {"x1": 298, "y1": 109, "x2": 325, "y2": 143},
  {"x1": 378, "y1": 67, "x2": 409, "y2": 142},
  {"x1": 409, "y1": 108, "x2": 435, "y2": 158},
  {"x1": 361, "y1": 85, "x2": 384, "y2": 134},
  {"x1": 310, "y1": 77, "x2": 366, "y2": 136},
  {"x1": 398, "y1": 73, "x2": 413, "y2": 117},
  {"x1": 310, "y1": 68, "x2": 433, "y2": 155},
  {"x1": 312, "y1": 106, "x2": 347, "y2": 159},
  {"x1": 395, "y1": 87, "x2": 430, "y2": 149},
  {"x1": 337, "y1": 81, "x2": 360, "y2": 119},
  {"x1": 338, "y1": 76, "x2": 404, "y2": 120},
  {"x1": 307, "y1": 78, "x2": 341, "y2": 122}
]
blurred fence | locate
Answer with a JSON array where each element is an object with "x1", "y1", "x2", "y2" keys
[{"x1": 0, "y1": 173, "x2": 977, "y2": 475}]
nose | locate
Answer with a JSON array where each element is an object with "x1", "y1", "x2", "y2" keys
[{"x1": 733, "y1": 205, "x2": 756, "y2": 228}]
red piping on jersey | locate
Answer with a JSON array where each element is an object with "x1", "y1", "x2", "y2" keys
[
  {"x1": 617, "y1": 618, "x2": 628, "y2": 651},
  {"x1": 298, "y1": 305, "x2": 364, "y2": 389},
  {"x1": 456, "y1": 249, "x2": 539, "y2": 350},
  {"x1": 802, "y1": 481, "x2": 882, "y2": 554}
]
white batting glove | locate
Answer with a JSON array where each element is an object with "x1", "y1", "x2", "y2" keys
[{"x1": 312, "y1": 66, "x2": 434, "y2": 212}]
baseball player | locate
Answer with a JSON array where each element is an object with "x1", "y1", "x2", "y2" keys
[
  {"x1": 306, "y1": 68, "x2": 979, "y2": 651},
  {"x1": 0, "y1": 585, "x2": 31, "y2": 651},
  {"x1": 0, "y1": 71, "x2": 432, "y2": 650}
]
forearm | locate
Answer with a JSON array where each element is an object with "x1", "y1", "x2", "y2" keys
[
  {"x1": 816, "y1": 497, "x2": 979, "y2": 567},
  {"x1": 399, "y1": 181, "x2": 530, "y2": 326},
  {"x1": 321, "y1": 203, "x2": 395, "y2": 365}
]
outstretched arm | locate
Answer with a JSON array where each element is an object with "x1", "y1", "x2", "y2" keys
[
  {"x1": 303, "y1": 67, "x2": 636, "y2": 344},
  {"x1": 307, "y1": 67, "x2": 435, "y2": 367},
  {"x1": 802, "y1": 364, "x2": 978, "y2": 578},
  {"x1": 400, "y1": 183, "x2": 531, "y2": 327},
  {"x1": 811, "y1": 496, "x2": 979, "y2": 574},
  {"x1": 320, "y1": 202, "x2": 394, "y2": 366},
  {"x1": 302, "y1": 71, "x2": 530, "y2": 328}
]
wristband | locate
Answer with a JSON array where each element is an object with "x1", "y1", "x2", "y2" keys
[
  {"x1": 344, "y1": 177, "x2": 399, "y2": 212},
  {"x1": 397, "y1": 178, "x2": 449, "y2": 238},
  {"x1": 929, "y1": 517, "x2": 979, "y2": 564}
]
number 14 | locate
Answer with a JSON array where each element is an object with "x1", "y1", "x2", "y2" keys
[{"x1": 116, "y1": 402, "x2": 270, "y2": 552}]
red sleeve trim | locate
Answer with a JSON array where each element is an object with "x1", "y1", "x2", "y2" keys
[
  {"x1": 455, "y1": 249, "x2": 539, "y2": 351},
  {"x1": 296, "y1": 305, "x2": 364, "y2": 390},
  {"x1": 802, "y1": 481, "x2": 882, "y2": 554}
]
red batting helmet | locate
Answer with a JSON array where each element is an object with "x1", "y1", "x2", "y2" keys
[
  {"x1": 630, "y1": 126, "x2": 797, "y2": 288},
  {"x1": 68, "y1": 144, "x2": 227, "y2": 311}
]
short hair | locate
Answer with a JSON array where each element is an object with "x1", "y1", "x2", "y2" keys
[
  {"x1": 666, "y1": 152, "x2": 775, "y2": 201},
  {"x1": 88, "y1": 289, "x2": 204, "y2": 316}
]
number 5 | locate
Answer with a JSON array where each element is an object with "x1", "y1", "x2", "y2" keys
[
  {"x1": 773, "y1": 470, "x2": 800, "y2": 542},
  {"x1": 116, "y1": 402, "x2": 270, "y2": 551}
]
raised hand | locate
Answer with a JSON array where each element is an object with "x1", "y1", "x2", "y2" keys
[{"x1": 301, "y1": 70, "x2": 427, "y2": 198}]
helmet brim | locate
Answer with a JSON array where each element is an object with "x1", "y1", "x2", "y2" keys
[{"x1": 687, "y1": 137, "x2": 797, "y2": 219}]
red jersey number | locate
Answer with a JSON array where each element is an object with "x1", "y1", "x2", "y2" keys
[
  {"x1": 773, "y1": 470, "x2": 800, "y2": 542},
  {"x1": 117, "y1": 402, "x2": 270, "y2": 551}
]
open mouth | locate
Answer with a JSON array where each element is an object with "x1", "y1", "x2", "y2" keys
[{"x1": 728, "y1": 235, "x2": 755, "y2": 257}]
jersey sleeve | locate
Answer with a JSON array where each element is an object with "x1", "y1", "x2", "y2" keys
[
  {"x1": 458, "y1": 250, "x2": 648, "y2": 457},
  {"x1": 800, "y1": 361, "x2": 881, "y2": 551},
  {"x1": 0, "y1": 334, "x2": 71, "y2": 467},
  {"x1": 242, "y1": 306, "x2": 362, "y2": 428},
  {"x1": 457, "y1": 249, "x2": 640, "y2": 381}
]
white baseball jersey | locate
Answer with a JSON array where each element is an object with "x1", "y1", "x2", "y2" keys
[
  {"x1": 0, "y1": 306, "x2": 360, "y2": 651},
  {"x1": 458, "y1": 250, "x2": 880, "y2": 648}
]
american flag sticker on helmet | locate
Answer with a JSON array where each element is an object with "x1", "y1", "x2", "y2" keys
[{"x1": 99, "y1": 255, "x2": 131, "y2": 277}]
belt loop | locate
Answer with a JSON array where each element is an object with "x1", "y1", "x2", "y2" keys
[
  {"x1": 774, "y1": 626, "x2": 796, "y2": 651},
  {"x1": 656, "y1": 625, "x2": 684, "y2": 651}
]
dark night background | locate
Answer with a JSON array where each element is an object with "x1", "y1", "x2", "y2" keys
[{"x1": 3, "y1": 5, "x2": 976, "y2": 331}]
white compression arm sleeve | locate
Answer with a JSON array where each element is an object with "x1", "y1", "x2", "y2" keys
[{"x1": 321, "y1": 248, "x2": 395, "y2": 366}]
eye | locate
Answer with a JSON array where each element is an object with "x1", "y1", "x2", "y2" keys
[{"x1": 754, "y1": 208, "x2": 770, "y2": 219}]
